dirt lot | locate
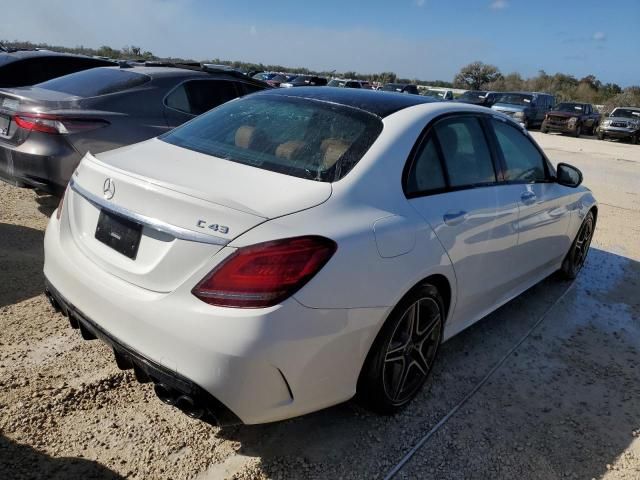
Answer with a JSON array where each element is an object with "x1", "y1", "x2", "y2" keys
[{"x1": 1, "y1": 133, "x2": 639, "y2": 480}]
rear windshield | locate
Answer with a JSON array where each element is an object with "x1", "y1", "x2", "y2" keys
[
  {"x1": 36, "y1": 67, "x2": 150, "y2": 97},
  {"x1": 160, "y1": 95, "x2": 383, "y2": 182}
]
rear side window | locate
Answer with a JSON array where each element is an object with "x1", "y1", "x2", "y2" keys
[
  {"x1": 492, "y1": 120, "x2": 546, "y2": 182},
  {"x1": 161, "y1": 95, "x2": 382, "y2": 182},
  {"x1": 165, "y1": 80, "x2": 241, "y2": 116},
  {"x1": 434, "y1": 117, "x2": 496, "y2": 187},
  {"x1": 406, "y1": 136, "x2": 446, "y2": 194},
  {"x1": 36, "y1": 67, "x2": 149, "y2": 97}
]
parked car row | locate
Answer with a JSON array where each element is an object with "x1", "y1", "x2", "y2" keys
[{"x1": 0, "y1": 62, "x2": 270, "y2": 195}]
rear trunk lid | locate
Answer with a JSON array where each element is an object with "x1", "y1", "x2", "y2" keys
[{"x1": 65, "y1": 139, "x2": 332, "y2": 292}]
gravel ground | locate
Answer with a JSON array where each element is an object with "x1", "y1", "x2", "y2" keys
[{"x1": 0, "y1": 133, "x2": 639, "y2": 479}]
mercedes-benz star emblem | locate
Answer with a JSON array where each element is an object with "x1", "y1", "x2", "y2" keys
[{"x1": 103, "y1": 178, "x2": 115, "y2": 200}]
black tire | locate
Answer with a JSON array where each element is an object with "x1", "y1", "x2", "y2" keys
[
  {"x1": 560, "y1": 211, "x2": 595, "y2": 280},
  {"x1": 598, "y1": 131, "x2": 605, "y2": 141},
  {"x1": 590, "y1": 123, "x2": 599, "y2": 136},
  {"x1": 357, "y1": 284, "x2": 444, "y2": 414},
  {"x1": 632, "y1": 135, "x2": 638, "y2": 145},
  {"x1": 574, "y1": 124, "x2": 582, "y2": 138},
  {"x1": 541, "y1": 122, "x2": 549, "y2": 134}
]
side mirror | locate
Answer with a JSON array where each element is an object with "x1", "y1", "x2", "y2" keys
[{"x1": 556, "y1": 163, "x2": 583, "y2": 188}]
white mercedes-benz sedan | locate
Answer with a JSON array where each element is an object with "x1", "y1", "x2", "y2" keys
[{"x1": 43, "y1": 87, "x2": 596, "y2": 425}]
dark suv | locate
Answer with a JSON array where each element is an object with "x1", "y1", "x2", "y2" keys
[
  {"x1": 0, "y1": 64, "x2": 269, "y2": 195},
  {"x1": 0, "y1": 49, "x2": 115, "y2": 88},
  {"x1": 541, "y1": 102, "x2": 600, "y2": 137},
  {"x1": 491, "y1": 92, "x2": 556, "y2": 129}
]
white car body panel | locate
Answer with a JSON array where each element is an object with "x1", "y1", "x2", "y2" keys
[{"x1": 43, "y1": 96, "x2": 597, "y2": 424}]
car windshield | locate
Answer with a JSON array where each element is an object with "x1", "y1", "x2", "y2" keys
[
  {"x1": 611, "y1": 108, "x2": 640, "y2": 119},
  {"x1": 497, "y1": 93, "x2": 534, "y2": 106},
  {"x1": 36, "y1": 67, "x2": 150, "y2": 97},
  {"x1": 269, "y1": 74, "x2": 287, "y2": 83},
  {"x1": 382, "y1": 83, "x2": 403, "y2": 92},
  {"x1": 291, "y1": 76, "x2": 312, "y2": 85},
  {"x1": 252, "y1": 72, "x2": 276, "y2": 80},
  {"x1": 160, "y1": 95, "x2": 383, "y2": 182},
  {"x1": 424, "y1": 89, "x2": 445, "y2": 98},
  {"x1": 459, "y1": 91, "x2": 486, "y2": 100},
  {"x1": 555, "y1": 103, "x2": 584, "y2": 113}
]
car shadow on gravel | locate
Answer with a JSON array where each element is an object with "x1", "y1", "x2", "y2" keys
[
  {"x1": 0, "y1": 223, "x2": 46, "y2": 308},
  {"x1": 0, "y1": 434, "x2": 125, "y2": 479},
  {"x1": 35, "y1": 193, "x2": 59, "y2": 218},
  {"x1": 213, "y1": 248, "x2": 639, "y2": 480}
]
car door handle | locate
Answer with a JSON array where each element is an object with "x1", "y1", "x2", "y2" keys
[
  {"x1": 443, "y1": 210, "x2": 468, "y2": 226},
  {"x1": 521, "y1": 191, "x2": 537, "y2": 204}
]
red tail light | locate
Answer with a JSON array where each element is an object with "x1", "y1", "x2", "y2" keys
[
  {"x1": 192, "y1": 236, "x2": 337, "y2": 308},
  {"x1": 13, "y1": 113, "x2": 109, "y2": 135}
]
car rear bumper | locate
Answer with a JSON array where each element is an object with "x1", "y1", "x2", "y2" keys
[
  {"x1": 43, "y1": 213, "x2": 385, "y2": 424},
  {"x1": 44, "y1": 279, "x2": 242, "y2": 425},
  {"x1": 0, "y1": 136, "x2": 81, "y2": 195}
]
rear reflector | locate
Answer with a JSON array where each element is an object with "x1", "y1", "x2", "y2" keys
[
  {"x1": 13, "y1": 112, "x2": 109, "y2": 135},
  {"x1": 192, "y1": 236, "x2": 337, "y2": 308}
]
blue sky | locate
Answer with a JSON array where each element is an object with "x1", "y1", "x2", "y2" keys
[{"x1": 4, "y1": 0, "x2": 639, "y2": 86}]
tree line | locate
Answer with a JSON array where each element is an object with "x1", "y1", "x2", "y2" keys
[
  {"x1": 453, "y1": 61, "x2": 639, "y2": 111},
  {"x1": 2, "y1": 41, "x2": 638, "y2": 110}
]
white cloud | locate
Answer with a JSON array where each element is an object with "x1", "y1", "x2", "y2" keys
[
  {"x1": 250, "y1": 25, "x2": 257, "y2": 36},
  {"x1": 489, "y1": 0, "x2": 508, "y2": 10},
  {"x1": 0, "y1": 0, "x2": 489, "y2": 80},
  {"x1": 592, "y1": 31, "x2": 606, "y2": 41},
  {"x1": 414, "y1": 0, "x2": 426, "y2": 7}
]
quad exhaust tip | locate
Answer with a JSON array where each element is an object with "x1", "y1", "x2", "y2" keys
[{"x1": 45, "y1": 284, "x2": 229, "y2": 426}]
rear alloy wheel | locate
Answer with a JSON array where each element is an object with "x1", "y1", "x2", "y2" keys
[
  {"x1": 358, "y1": 284, "x2": 444, "y2": 414},
  {"x1": 560, "y1": 211, "x2": 595, "y2": 280}
]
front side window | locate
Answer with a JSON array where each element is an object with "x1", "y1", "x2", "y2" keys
[
  {"x1": 434, "y1": 117, "x2": 496, "y2": 187},
  {"x1": 161, "y1": 95, "x2": 383, "y2": 182},
  {"x1": 165, "y1": 80, "x2": 240, "y2": 116},
  {"x1": 492, "y1": 119, "x2": 547, "y2": 182}
]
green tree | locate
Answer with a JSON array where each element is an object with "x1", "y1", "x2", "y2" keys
[{"x1": 453, "y1": 61, "x2": 502, "y2": 90}]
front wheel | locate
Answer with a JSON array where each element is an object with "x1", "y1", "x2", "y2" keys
[
  {"x1": 541, "y1": 122, "x2": 549, "y2": 134},
  {"x1": 632, "y1": 135, "x2": 639, "y2": 145},
  {"x1": 574, "y1": 124, "x2": 582, "y2": 138},
  {"x1": 597, "y1": 131, "x2": 605, "y2": 141},
  {"x1": 357, "y1": 284, "x2": 444, "y2": 414},
  {"x1": 560, "y1": 211, "x2": 595, "y2": 280}
]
